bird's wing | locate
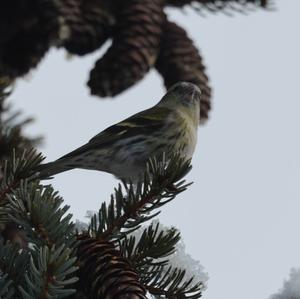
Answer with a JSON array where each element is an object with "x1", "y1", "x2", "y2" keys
[{"x1": 57, "y1": 106, "x2": 172, "y2": 160}]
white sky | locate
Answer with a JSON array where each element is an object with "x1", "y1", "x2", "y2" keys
[{"x1": 10, "y1": 0, "x2": 300, "y2": 298}]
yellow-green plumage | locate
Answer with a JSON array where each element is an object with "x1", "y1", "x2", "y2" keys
[{"x1": 37, "y1": 82, "x2": 201, "y2": 181}]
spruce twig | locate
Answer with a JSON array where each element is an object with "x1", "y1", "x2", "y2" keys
[
  {"x1": 5, "y1": 181, "x2": 76, "y2": 248},
  {"x1": 89, "y1": 154, "x2": 192, "y2": 241},
  {"x1": 144, "y1": 265, "x2": 204, "y2": 299},
  {"x1": 0, "y1": 238, "x2": 30, "y2": 298},
  {"x1": 19, "y1": 245, "x2": 78, "y2": 299},
  {"x1": 76, "y1": 155, "x2": 198, "y2": 298},
  {"x1": 119, "y1": 222, "x2": 180, "y2": 269},
  {"x1": 0, "y1": 152, "x2": 78, "y2": 298},
  {"x1": 118, "y1": 222, "x2": 205, "y2": 299},
  {"x1": 0, "y1": 149, "x2": 44, "y2": 203}
]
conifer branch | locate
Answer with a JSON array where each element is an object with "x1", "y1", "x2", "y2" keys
[
  {"x1": 89, "y1": 154, "x2": 192, "y2": 241},
  {"x1": 0, "y1": 274, "x2": 14, "y2": 298},
  {"x1": 0, "y1": 149, "x2": 44, "y2": 203},
  {"x1": 19, "y1": 245, "x2": 78, "y2": 299},
  {"x1": 0, "y1": 82, "x2": 42, "y2": 205},
  {"x1": 143, "y1": 265, "x2": 204, "y2": 299},
  {"x1": 0, "y1": 152, "x2": 79, "y2": 297},
  {"x1": 0, "y1": 179, "x2": 79, "y2": 298},
  {"x1": 5, "y1": 181, "x2": 76, "y2": 248},
  {"x1": 0, "y1": 238, "x2": 30, "y2": 298},
  {"x1": 119, "y1": 222, "x2": 180, "y2": 269},
  {"x1": 117, "y1": 223, "x2": 205, "y2": 299}
]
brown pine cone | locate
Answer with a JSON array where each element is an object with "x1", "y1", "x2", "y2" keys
[
  {"x1": 88, "y1": 0, "x2": 165, "y2": 97},
  {"x1": 57, "y1": 0, "x2": 115, "y2": 55},
  {"x1": 76, "y1": 234, "x2": 147, "y2": 299},
  {"x1": 156, "y1": 20, "x2": 212, "y2": 123},
  {"x1": 0, "y1": 0, "x2": 59, "y2": 79}
]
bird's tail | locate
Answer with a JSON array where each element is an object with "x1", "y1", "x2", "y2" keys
[{"x1": 33, "y1": 160, "x2": 71, "y2": 180}]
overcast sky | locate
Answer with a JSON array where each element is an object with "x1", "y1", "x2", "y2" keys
[{"x1": 10, "y1": 1, "x2": 300, "y2": 298}]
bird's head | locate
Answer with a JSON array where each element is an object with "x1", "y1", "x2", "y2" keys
[{"x1": 159, "y1": 81, "x2": 201, "y2": 121}]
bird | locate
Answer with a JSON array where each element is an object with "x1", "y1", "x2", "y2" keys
[{"x1": 36, "y1": 82, "x2": 201, "y2": 181}]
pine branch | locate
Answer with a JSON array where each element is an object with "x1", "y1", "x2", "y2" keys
[
  {"x1": 19, "y1": 245, "x2": 78, "y2": 299},
  {"x1": 0, "y1": 152, "x2": 79, "y2": 297},
  {"x1": 0, "y1": 274, "x2": 14, "y2": 299},
  {"x1": 0, "y1": 82, "x2": 45, "y2": 247},
  {"x1": 89, "y1": 154, "x2": 192, "y2": 241},
  {"x1": 117, "y1": 222, "x2": 205, "y2": 299},
  {"x1": 0, "y1": 238, "x2": 30, "y2": 298},
  {"x1": 143, "y1": 265, "x2": 204, "y2": 299},
  {"x1": 0, "y1": 181, "x2": 79, "y2": 298},
  {"x1": 0, "y1": 149, "x2": 44, "y2": 203},
  {"x1": 118, "y1": 222, "x2": 180, "y2": 269},
  {"x1": 4, "y1": 181, "x2": 76, "y2": 249}
]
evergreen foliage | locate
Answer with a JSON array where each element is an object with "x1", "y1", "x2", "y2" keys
[
  {"x1": 118, "y1": 223, "x2": 204, "y2": 298},
  {"x1": 0, "y1": 1, "x2": 274, "y2": 298},
  {"x1": 119, "y1": 222, "x2": 181, "y2": 269},
  {"x1": 0, "y1": 147, "x2": 204, "y2": 298},
  {"x1": 0, "y1": 239, "x2": 30, "y2": 298},
  {"x1": 0, "y1": 151, "x2": 78, "y2": 298},
  {"x1": 89, "y1": 154, "x2": 192, "y2": 241},
  {"x1": 0, "y1": 87, "x2": 205, "y2": 298}
]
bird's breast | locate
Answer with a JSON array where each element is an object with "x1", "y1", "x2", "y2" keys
[
  {"x1": 181, "y1": 122, "x2": 198, "y2": 159},
  {"x1": 172, "y1": 111, "x2": 198, "y2": 160}
]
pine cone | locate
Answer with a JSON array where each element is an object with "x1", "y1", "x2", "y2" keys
[
  {"x1": 0, "y1": 0, "x2": 59, "y2": 79},
  {"x1": 165, "y1": 0, "x2": 269, "y2": 9},
  {"x1": 57, "y1": 0, "x2": 115, "y2": 55},
  {"x1": 77, "y1": 235, "x2": 147, "y2": 299},
  {"x1": 156, "y1": 21, "x2": 212, "y2": 123},
  {"x1": 88, "y1": 0, "x2": 165, "y2": 97}
]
